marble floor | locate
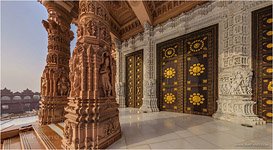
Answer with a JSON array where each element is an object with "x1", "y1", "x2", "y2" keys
[
  {"x1": 108, "y1": 108, "x2": 272, "y2": 149},
  {"x1": 0, "y1": 116, "x2": 38, "y2": 130}
]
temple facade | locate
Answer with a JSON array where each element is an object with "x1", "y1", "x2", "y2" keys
[
  {"x1": 1, "y1": 88, "x2": 40, "y2": 115},
  {"x1": 1, "y1": 1, "x2": 272, "y2": 150}
]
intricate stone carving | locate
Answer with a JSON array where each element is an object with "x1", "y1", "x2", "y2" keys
[
  {"x1": 118, "y1": 1, "x2": 270, "y2": 125},
  {"x1": 100, "y1": 52, "x2": 112, "y2": 97},
  {"x1": 219, "y1": 68, "x2": 252, "y2": 95},
  {"x1": 140, "y1": 22, "x2": 159, "y2": 112},
  {"x1": 38, "y1": 2, "x2": 74, "y2": 125},
  {"x1": 63, "y1": 1, "x2": 121, "y2": 149},
  {"x1": 57, "y1": 76, "x2": 70, "y2": 96}
]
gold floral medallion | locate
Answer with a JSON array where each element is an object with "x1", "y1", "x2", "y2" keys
[
  {"x1": 164, "y1": 68, "x2": 176, "y2": 78},
  {"x1": 189, "y1": 63, "x2": 205, "y2": 76},
  {"x1": 164, "y1": 93, "x2": 176, "y2": 104},
  {"x1": 164, "y1": 47, "x2": 176, "y2": 58},
  {"x1": 188, "y1": 37, "x2": 207, "y2": 52},
  {"x1": 189, "y1": 93, "x2": 205, "y2": 105}
]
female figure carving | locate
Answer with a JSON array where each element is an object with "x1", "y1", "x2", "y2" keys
[{"x1": 100, "y1": 52, "x2": 112, "y2": 97}]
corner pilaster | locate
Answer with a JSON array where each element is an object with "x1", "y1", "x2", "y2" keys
[
  {"x1": 140, "y1": 22, "x2": 159, "y2": 112},
  {"x1": 212, "y1": 2, "x2": 265, "y2": 125}
]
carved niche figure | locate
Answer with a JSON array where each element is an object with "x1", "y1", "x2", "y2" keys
[
  {"x1": 57, "y1": 76, "x2": 70, "y2": 96},
  {"x1": 100, "y1": 52, "x2": 112, "y2": 97},
  {"x1": 77, "y1": 26, "x2": 83, "y2": 38},
  {"x1": 230, "y1": 72, "x2": 243, "y2": 94},
  {"x1": 88, "y1": 21, "x2": 97, "y2": 36},
  {"x1": 73, "y1": 61, "x2": 81, "y2": 97},
  {"x1": 41, "y1": 78, "x2": 47, "y2": 95},
  {"x1": 100, "y1": 27, "x2": 106, "y2": 40},
  {"x1": 69, "y1": 43, "x2": 83, "y2": 97},
  {"x1": 147, "y1": 79, "x2": 156, "y2": 96}
]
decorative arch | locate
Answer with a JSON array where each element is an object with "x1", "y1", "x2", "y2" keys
[{"x1": 1, "y1": 96, "x2": 11, "y2": 100}]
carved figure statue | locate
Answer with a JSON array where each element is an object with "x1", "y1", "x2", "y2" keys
[
  {"x1": 86, "y1": 21, "x2": 96, "y2": 36},
  {"x1": 100, "y1": 53, "x2": 112, "y2": 97},
  {"x1": 147, "y1": 79, "x2": 155, "y2": 96},
  {"x1": 77, "y1": 26, "x2": 83, "y2": 38},
  {"x1": 100, "y1": 28, "x2": 106, "y2": 40},
  {"x1": 41, "y1": 78, "x2": 47, "y2": 95},
  {"x1": 57, "y1": 76, "x2": 70, "y2": 96},
  {"x1": 73, "y1": 63, "x2": 81, "y2": 97}
]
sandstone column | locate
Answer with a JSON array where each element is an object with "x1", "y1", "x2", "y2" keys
[
  {"x1": 62, "y1": 1, "x2": 121, "y2": 149},
  {"x1": 38, "y1": 2, "x2": 74, "y2": 125},
  {"x1": 140, "y1": 23, "x2": 159, "y2": 112}
]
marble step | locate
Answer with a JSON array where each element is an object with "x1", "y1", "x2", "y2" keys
[
  {"x1": 32, "y1": 124, "x2": 63, "y2": 149},
  {"x1": 19, "y1": 130, "x2": 45, "y2": 149},
  {"x1": 2, "y1": 136, "x2": 21, "y2": 150}
]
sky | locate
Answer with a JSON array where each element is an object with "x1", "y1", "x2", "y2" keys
[{"x1": 1, "y1": 1, "x2": 77, "y2": 93}]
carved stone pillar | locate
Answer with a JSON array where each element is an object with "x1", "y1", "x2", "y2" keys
[
  {"x1": 115, "y1": 39, "x2": 126, "y2": 108},
  {"x1": 38, "y1": 2, "x2": 74, "y2": 125},
  {"x1": 63, "y1": 1, "x2": 121, "y2": 149},
  {"x1": 140, "y1": 23, "x2": 159, "y2": 112},
  {"x1": 212, "y1": 3, "x2": 265, "y2": 125}
]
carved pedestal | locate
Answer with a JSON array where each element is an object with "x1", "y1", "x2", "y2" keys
[
  {"x1": 38, "y1": 3, "x2": 73, "y2": 125},
  {"x1": 213, "y1": 96, "x2": 265, "y2": 125},
  {"x1": 39, "y1": 97, "x2": 67, "y2": 124},
  {"x1": 213, "y1": 68, "x2": 265, "y2": 125},
  {"x1": 62, "y1": 1, "x2": 121, "y2": 149},
  {"x1": 140, "y1": 79, "x2": 159, "y2": 112}
]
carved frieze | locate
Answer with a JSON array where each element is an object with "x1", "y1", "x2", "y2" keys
[{"x1": 219, "y1": 68, "x2": 252, "y2": 96}]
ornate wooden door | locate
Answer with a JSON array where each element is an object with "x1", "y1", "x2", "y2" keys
[
  {"x1": 182, "y1": 26, "x2": 218, "y2": 116},
  {"x1": 252, "y1": 5, "x2": 272, "y2": 122},
  {"x1": 158, "y1": 41, "x2": 183, "y2": 112},
  {"x1": 125, "y1": 50, "x2": 143, "y2": 108},
  {"x1": 157, "y1": 25, "x2": 218, "y2": 116}
]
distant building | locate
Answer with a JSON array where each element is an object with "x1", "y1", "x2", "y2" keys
[{"x1": 1, "y1": 88, "x2": 40, "y2": 114}]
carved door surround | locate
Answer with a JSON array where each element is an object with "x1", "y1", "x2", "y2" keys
[
  {"x1": 252, "y1": 5, "x2": 272, "y2": 123},
  {"x1": 157, "y1": 24, "x2": 218, "y2": 116},
  {"x1": 125, "y1": 50, "x2": 144, "y2": 108}
]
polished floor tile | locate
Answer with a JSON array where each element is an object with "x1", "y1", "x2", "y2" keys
[{"x1": 107, "y1": 108, "x2": 272, "y2": 149}]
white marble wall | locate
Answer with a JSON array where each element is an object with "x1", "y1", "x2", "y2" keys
[{"x1": 116, "y1": 1, "x2": 271, "y2": 125}]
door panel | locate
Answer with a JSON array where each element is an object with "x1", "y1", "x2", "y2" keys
[
  {"x1": 125, "y1": 50, "x2": 143, "y2": 108},
  {"x1": 252, "y1": 5, "x2": 272, "y2": 122},
  {"x1": 159, "y1": 43, "x2": 183, "y2": 112},
  {"x1": 157, "y1": 25, "x2": 218, "y2": 116}
]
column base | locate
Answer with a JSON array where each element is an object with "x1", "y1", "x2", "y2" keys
[
  {"x1": 38, "y1": 96, "x2": 67, "y2": 125},
  {"x1": 117, "y1": 96, "x2": 126, "y2": 108},
  {"x1": 140, "y1": 97, "x2": 159, "y2": 112},
  {"x1": 63, "y1": 97, "x2": 122, "y2": 149},
  {"x1": 212, "y1": 96, "x2": 266, "y2": 126},
  {"x1": 213, "y1": 113, "x2": 265, "y2": 126}
]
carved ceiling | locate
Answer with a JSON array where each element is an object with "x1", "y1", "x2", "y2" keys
[{"x1": 43, "y1": 1, "x2": 208, "y2": 41}]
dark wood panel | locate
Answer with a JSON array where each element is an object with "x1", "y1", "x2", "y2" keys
[
  {"x1": 157, "y1": 24, "x2": 218, "y2": 116},
  {"x1": 125, "y1": 50, "x2": 143, "y2": 108},
  {"x1": 252, "y1": 5, "x2": 272, "y2": 123}
]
